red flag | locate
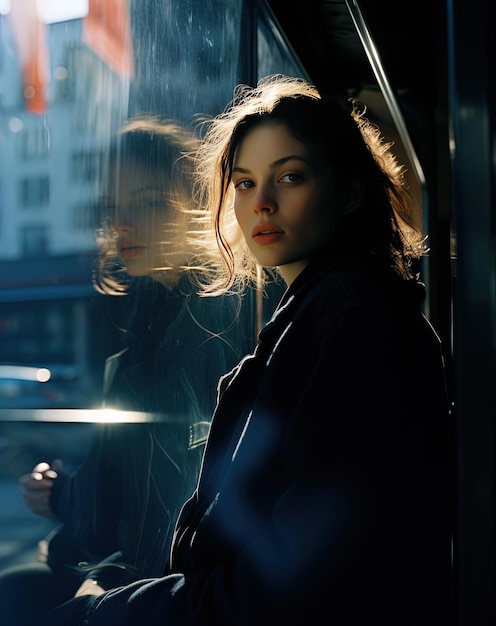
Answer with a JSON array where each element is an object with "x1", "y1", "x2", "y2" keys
[
  {"x1": 9, "y1": 0, "x2": 49, "y2": 113},
  {"x1": 83, "y1": 0, "x2": 134, "y2": 77}
]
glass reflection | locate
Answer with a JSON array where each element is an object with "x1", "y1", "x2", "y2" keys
[
  {"x1": 0, "y1": 0, "x2": 307, "y2": 599},
  {"x1": 0, "y1": 114, "x2": 253, "y2": 620}
]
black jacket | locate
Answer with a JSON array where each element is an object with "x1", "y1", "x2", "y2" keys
[{"x1": 47, "y1": 259, "x2": 453, "y2": 625}]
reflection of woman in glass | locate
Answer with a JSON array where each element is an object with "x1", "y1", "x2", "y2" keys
[{"x1": 0, "y1": 118, "x2": 253, "y2": 625}]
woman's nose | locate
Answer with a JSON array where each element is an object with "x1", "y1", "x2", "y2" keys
[
  {"x1": 113, "y1": 223, "x2": 134, "y2": 234},
  {"x1": 253, "y1": 185, "x2": 276, "y2": 214}
]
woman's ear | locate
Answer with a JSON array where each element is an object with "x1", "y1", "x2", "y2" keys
[{"x1": 340, "y1": 175, "x2": 364, "y2": 215}]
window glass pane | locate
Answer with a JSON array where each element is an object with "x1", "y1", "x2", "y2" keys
[
  {"x1": 0, "y1": 0, "x2": 309, "y2": 593},
  {"x1": 257, "y1": 4, "x2": 308, "y2": 81}
]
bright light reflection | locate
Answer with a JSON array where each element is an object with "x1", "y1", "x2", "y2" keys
[
  {"x1": 0, "y1": 0, "x2": 88, "y2": 21},
  {"x1": 8, "y1": 118, "x2": 24, "y2": 133},
  {"x1": 37, "y1": 0, "x2": 88, "y2": 23},
  {"x1": 0, "y1": 408, "x2": 162, "y2": 423},
  {"x1": 87, "y1": 409, "x2": 161, "y2": 424},
  {"x1": 36, "y1": 368, "x2": 51, "y2": 383},
  {"x1": 0, "y1": 364, "x2": 51, "y2": 382},
  {"x1": 94, "y1": 409, "x2": 132, "y2": 423}
]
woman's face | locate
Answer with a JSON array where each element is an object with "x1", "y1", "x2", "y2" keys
[
  {"x1": 105, "y1": 159, "x2": 187, "y2": 282},
  {"x1": 231, "y1": 121, "x2": 343, "y2": 285}
]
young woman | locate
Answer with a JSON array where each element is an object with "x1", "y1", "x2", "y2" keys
[
  {"x1": 46, "y1": 75, "x2": 452, "y2": 625},
  {"x1": 0, "y1": 118, "x2": 253, "y2": 625}
]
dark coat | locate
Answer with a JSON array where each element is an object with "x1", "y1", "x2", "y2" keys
[{"x1": 47, "y1": 259, "x2": 453, "y2": 625}]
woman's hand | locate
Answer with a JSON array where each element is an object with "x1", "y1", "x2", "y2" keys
[
  {"x1": 74, "y1": 579, "x2": 106, "y2": 598},
  {"x1": 19, "y1": 460, "x2": 61, "y2": 518}
]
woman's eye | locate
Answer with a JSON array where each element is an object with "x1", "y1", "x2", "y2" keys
[
  {"x1": 234, "y1": 179, "x2": 254, "y2": 191},
  {"x1": 280, "y1": 172, "x2": 302, "y2": 183}
]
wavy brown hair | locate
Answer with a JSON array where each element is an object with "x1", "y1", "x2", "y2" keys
[
  {"x1": 94, "y1": 117, "x2": 200, "y2": 295},
  {"x1": 190, "y1": 74, "x2": 426, "y2": 296}
]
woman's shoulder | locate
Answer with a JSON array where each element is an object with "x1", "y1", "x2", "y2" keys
[
  {"x1": 277, "y1": 264, "x2": 429, "y2": 346},
  {"x1": 292, "y1": 260, "x2": 426, "y2": 312}
]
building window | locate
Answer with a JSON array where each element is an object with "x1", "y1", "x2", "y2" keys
[
  {"x1": 21, "y1": 224, "x2": 48, "y2": 257},
  {"x1": 20, "y1": 125, "x2": 50, "y2": 160},
  {"x1": 19, "y1": 177, "x2": 50, "y2": 208}
]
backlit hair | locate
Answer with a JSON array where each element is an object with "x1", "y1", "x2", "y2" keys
[{"x1": 190, "y1": 74, "x2": 426, "y2": 295}]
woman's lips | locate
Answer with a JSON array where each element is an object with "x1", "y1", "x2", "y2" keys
[
  {"x1": 118, "y1": 244, "x2": 145, "y2": 259},
  {"x1": 252, "y1": 223, "x2": 284, "y2": 245}
]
